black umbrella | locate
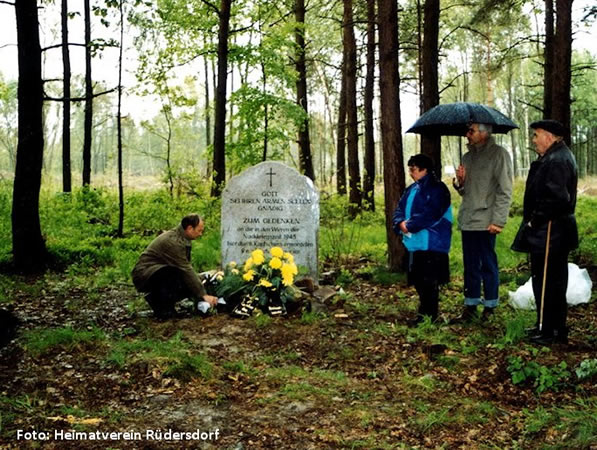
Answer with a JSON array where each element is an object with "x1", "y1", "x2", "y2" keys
[{"x1": 406, "y1": 102, "x2": 518, "y2": 136}]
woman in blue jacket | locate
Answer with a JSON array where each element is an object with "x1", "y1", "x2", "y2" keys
[{"x1": 393, "y1": 154, "x2": 452, "y2": 324}]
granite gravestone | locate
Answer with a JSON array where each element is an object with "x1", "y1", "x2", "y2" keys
[{"x1": 221, "y1": 161, "x2": 319, "y2": 279}]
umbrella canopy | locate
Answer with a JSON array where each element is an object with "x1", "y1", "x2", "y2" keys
[{"x1": 406, "y1": 102, "x2": 518, "y2": 136}]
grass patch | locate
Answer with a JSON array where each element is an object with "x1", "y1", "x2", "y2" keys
[
  {"x1": 23, "y1": 326, "x2": 105, "y2": 357},
  {"x1": 106, "y1": 331, "x2": 212, "y2": 380}
]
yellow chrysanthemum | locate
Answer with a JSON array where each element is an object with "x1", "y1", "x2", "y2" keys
[
  {"x1": 243, "y1": 257, "x2": 254, "y2": 271},
  {"x1": 269, "y1": 257, "x2": 282, "y2": 269},
  {"x1": 270, "y1": 246, "x2": 284, "y2": 258},
  {"x1": 229, "y1": 261, "x2": 237, "y2": 267},
  {"x1": 258, "y1": 278, "x2": 273, "y2": 288},
  {"x1": 281, "y1": 263, "x2": 295, "y2": 286},
  {"x1": 231, "y1": 268, "x2": 239, "y2": 275},
  {"x1": 243, "y1": 270, "x2": 255, "y2": 281},
  {"x1": 251, "y1": 249, "x2": 265, "y2": 265},
  {"x1": 290, "y1": 262, "x2": 298, "y2": 275},
  {"x1": 283, "y1": 252, "x2": 294, "y2": 263}
]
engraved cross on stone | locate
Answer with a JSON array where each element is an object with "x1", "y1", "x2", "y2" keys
[{"x1": 266, "y1": 167, "x2": 276, "y2": 187}]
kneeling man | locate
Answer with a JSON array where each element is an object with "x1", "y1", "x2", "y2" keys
[{"x1": 132, "y1": 213, "x2": 218, "y2": 318}]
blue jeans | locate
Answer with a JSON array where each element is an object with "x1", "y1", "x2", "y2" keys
[{"x1": 461, "y1": 231, "x2": 499, "y2": 308}]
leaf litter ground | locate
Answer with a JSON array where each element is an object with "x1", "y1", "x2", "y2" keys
[{"x1": 1, "y1": 267, "x2": 596, "y2": 449}]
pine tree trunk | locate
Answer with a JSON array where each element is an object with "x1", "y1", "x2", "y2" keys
[
  {"x1": 82, "y1": 0, "x2": 93, "y2": 186},
  {"x1": 343, "y1": 0, "x2": 361, "y2": 213},
  {"x1": 336, "y1": 56, "x2": 347, "y2": 195},
  {"x1": 543, "y1": 0, "x2": 554, "y2": 118},
  {"x1": 13, "y1": 0, "x2": 47, "y2": 271},
  {"x1": 551, "y1": 0, "x2": 573, "y2": 145},
  {"x1": 362, "y1": 0, "x2": 376, "y2": 211},
  {"x1": 295, "y1": 0, "x2": 315, "y2": 181},
  {"x1": 117, "y1": 0, "x2": 125, "y2": 237},
  {"x1": 61, "y1": 0, "x2": 72, "y2": 193},
  {"x1": 211, "y1": 0, "x2": 232, "y2": 197},
  {"x1": 420, "y1": 0, "x2": 441, "y2": 177},
  {"x1": 377, "y1": 0, "x2": 406, "y2": 272}
]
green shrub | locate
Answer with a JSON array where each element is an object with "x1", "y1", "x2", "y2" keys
[{"x1": 507, "y1": 356, "x2": 571, "y2": 393}]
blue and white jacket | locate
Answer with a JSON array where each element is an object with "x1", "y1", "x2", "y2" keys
[{"x1": 392, "y1": 173, "x2": 452, "y2": 253}]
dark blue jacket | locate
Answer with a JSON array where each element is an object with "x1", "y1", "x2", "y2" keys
[{"x1": 392, "y1": 173, "x2": 452, "y2": 254}]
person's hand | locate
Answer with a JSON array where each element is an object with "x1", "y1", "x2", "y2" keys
[
  {"x1": 455, "y1": 165, "x2": 466, "y2": 186},
  {"x1": 487, "y1": 224, "x2": 503, "y2": 234},
  {"x1": 399, "y1": 221, "x2": 409, "y2": 233},
  {"x1": 203, "y1": 295, "x2": 218, "y2": 307}
]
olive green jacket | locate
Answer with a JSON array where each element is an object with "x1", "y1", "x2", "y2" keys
[
  {"x1": 455, "y1": 137, "x2": 513, "y2": 230},
  {"x1": 131, "y1": 225, "x2": 207, "y2": 298}
]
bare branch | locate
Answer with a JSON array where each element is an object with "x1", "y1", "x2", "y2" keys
[{"x1": 43, "y1": 87, "x2": 117, "y2": 102}]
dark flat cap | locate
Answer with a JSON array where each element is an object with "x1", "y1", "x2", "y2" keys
[{"x1": 530, "y1": 119, "x2": 567, "y2": 137}]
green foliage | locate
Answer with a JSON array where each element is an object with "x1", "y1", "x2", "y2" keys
[
  {"x1": 23, "y1": 327, "x2": 105, "y2": 357},
  {"x1": 335, "y1": 268, "x2": 355, "y2": 287},
  {"x1": 507, "y1": 356, "x2": 571, "y2": 393},
  {"x1": 495, "y1": 315, "x2": 528, "y2": 348},
  {"x1": 320, "y1": 195, "x2": 386, "y2": 264},
  {"x1": 575, "y1": 358, "x2": 597, "y2": 380}
]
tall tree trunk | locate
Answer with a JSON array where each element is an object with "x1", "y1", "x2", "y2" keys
[
  {"x1": 543, "y1": 0, "x2": 554, "y2": 118},
  {"x1": 551, "y1": 0, "x2": 573, "y2": 145},
  {"x1": 420, "y1": 0, "x2": 441, "y2": 177},
  {"x1": 61, "y1": 0, "x2": 72, "y2": 193},
  {"x1": 378, "y1": 0, "x2": 406, "y2": 272},
  {"x1": 343, "y1": 0, "x2": 361, "y2": 212},
  {"x1": 204, "y1": 53, "x2": 212, "y2": 178},
  {"x1": 295, "y1": 0, "x2": 315, "y2": 181},
  {"x1": 13, "y1": 0, "x2": 47, "y2": 271},
  {"x1": 362, "y1": 0, "x2": 376, "y2": 211},
  {"x1": 82, "y1": 0, "x2": 93, "y2": 186},
  {"x1": 261, "y1": 59, "x2": 269, "y2": 161},
  {"x1": 336, "y1": 56, "x2": 347, "y2": 195},
  {"x1": 117, "y1": 0, "x2": 125, "y2": 237},
  {"x1": 211, "y1": 0, "x2": 232, "y2": 197}
]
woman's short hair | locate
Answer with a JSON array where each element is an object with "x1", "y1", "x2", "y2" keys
[
  {"x1": 181, "y1": 213, "x2": 202, "y2": 229},
  {"x1": 407, "y1": 154, "x2": 434, "y2": 171}
]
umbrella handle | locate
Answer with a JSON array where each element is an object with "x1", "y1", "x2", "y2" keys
[{"x1": 538, "y1": 220, "x2": 552, "y2": 332}]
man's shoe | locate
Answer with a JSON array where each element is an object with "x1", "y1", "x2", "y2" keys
[
  {"x1": 481, "y1": 307, "x2": 495, "y2": 322},
  {"x1": 450, "y1": 306, "x2": 477, "y2": 324},
  {"x1": 528, "y1": 327, "x2": 568, "y2": 346}
]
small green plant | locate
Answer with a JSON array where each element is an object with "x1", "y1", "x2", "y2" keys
[
  {"x1": 507, "y1": 356, "x2": 571, "y2": 393},
  {"x1": 495, "y1": 315, "x2": 528, "y2": 348},
  {"x1": 300, "y1": 310, "x2": 325, "y2": 324},
  {"x1": 575, "y1": 358, "x2": 597, "y2": 380},
  {"x1": 336, "y1": 268, "x2": 354, "y2": 287},
  {"x1": 253, "y1": 312, "x2": 272, "y2": 328}
]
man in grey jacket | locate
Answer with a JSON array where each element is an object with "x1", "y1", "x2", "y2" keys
[
  {"x1": 452, "y1": 123, "x2": 513, "y2": 322},
  {"x1": 132, "y1": 213, "x2": 218, "y2": 318}
]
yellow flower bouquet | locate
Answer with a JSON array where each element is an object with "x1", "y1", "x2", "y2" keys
[{"x1": 212, "y1": 247, "x2": 300, "y2": 316}]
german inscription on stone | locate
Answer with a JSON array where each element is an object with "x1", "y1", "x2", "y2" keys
[{"x1": 221, "y1": 161, "x2": 319, "y2": 279}]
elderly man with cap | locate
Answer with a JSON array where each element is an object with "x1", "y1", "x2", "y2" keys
[{"x1": 512, "y1": 120, "x2": 578, "y2": 345}]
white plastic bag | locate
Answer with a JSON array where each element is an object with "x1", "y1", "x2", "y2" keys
[{"x1": 508, "y1": 263, "x2": 593, "y2": 310}]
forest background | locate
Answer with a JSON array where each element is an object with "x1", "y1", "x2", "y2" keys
[
  {"x1": 1, "y1": 1, "x2": 597, "y2": 447},
  {"x1": 0, "y1": 0, "x2": 596, "y2": 271}
]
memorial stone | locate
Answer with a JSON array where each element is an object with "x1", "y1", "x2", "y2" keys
[{"x1": 221, "y1": 161, "x2": 319, "y2": 279}]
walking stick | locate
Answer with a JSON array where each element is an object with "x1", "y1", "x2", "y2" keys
[{"x1": 538, "y1": 220, "x2": 552, "y2": 332}]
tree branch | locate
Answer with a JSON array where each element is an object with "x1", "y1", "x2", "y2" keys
[
  {"x1": 42, "y1": 42, "x2": 87, "y2": 52},
  {"x1": 43, "y1": 88, "x2": 117, "y2": 102}
]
